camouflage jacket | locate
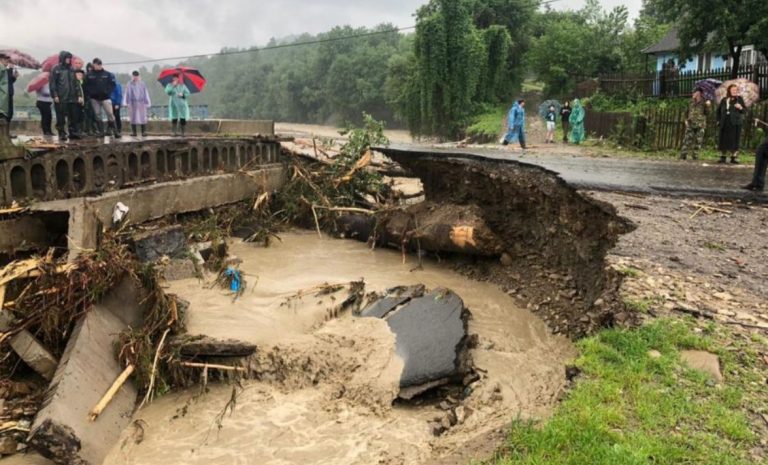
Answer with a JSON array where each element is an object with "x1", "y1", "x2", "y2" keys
[{"x1": 686, "y1": 100, "x2": 708, "y2": 128}]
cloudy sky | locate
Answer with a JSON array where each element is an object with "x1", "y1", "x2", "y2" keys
[{"x1": 1, "y1": 0, "x2": 643, "y2": 64}]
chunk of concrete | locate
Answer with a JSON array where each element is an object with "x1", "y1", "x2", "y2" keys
[
  {"x1": 9, "y1": 331, "x2": 58, "y2": 381},
  {"x1": 680, "y1": 350, "x2": 723, "y2": 382},
  {"x1": 27, "y1": 278, "x2": 146, "y2": 465},
  {"x1": 131, "y1": 226, "x2": 186, "y2": 262},
  {"x1": 362, "y1": 288, "x2": 469, "y2": 392},
  {"x1": 160, "y1": 258, "x2": 198, "y2": 282},
  {"x1": 1, "y1": 311, "x2": 59, "y2": 381}
]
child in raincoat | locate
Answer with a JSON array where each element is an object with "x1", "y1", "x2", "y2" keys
[
  {"x1": 502, "y1": 99, "x2": 526, "y2": 150},
  {"x1": 165, "y1": 75, "x2": 190, "y2": 136},
  {"x1": 569, "y1": 99, "x2": 586, "y2": 144}
]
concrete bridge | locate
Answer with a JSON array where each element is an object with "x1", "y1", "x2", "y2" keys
[{"x1": 0, "y1": 120, "x2": 288, "y2": 262}]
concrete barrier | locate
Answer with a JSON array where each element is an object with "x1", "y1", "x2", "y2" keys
[
  {"x1": 11, "y1": 119, "x2": 275, "y2": 137},
  {"x1": 27, "y1": 278, "x2": 146, "y2": 465}
]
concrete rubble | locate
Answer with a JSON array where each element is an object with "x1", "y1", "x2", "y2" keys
[{"x1": 27, "y1": 278, "x2": 146, "y2": 465}]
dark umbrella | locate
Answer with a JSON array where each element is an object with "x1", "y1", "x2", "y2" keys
[
  {"x1": 157, "y1": 67, "x2": 207, "y2": 94},
  {"x1": 694, "y1": 78, "x2": 722, "y2": 101},
  {"x1": 538, "y1": 100, "x2": 562, "y2": 119},
  {"x1": 0, "y1": 49, "x2": 41, "y2": 69}
]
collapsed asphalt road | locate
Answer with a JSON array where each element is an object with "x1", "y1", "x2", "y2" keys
[{"x1": 378, "y1": 144, "x2": 767, "y2": 200}]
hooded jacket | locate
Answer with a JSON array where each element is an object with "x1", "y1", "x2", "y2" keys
[{"x1": 49, "y1": 51, "x2": 82, "y2": 103}]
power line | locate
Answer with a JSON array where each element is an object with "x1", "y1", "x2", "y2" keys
[
  {"x1": 104, "y1": 26, "x2": 416, "y2": 66},
  {"x1": 105, "y1": 0, "x2": 563, "y2": 67}
]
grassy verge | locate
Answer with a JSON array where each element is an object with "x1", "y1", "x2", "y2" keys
[
  {"x1": 580, "y1": 138, "x2": 758, "y2": 163},
  {"x1": 467, "y1": 106, "x2": 506, "y2": 142},
  {"x1": 489, "y1": 319, "x2": 768, "y2": 465}
]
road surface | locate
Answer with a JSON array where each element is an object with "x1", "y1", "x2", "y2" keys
[{"x1": 378, "y1": 144, "x2": 766, "y2": 200}]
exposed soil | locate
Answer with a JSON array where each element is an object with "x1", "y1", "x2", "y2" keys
[{"x1": 383, "y1": 152, "x2": 636, "y2": 338}]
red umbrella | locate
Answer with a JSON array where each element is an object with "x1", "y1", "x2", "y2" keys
[
  {"x1": 41, "y1": 54, "x2": 83, "y2": 72},
  {"x1": 0, "y1": 49, "x2": 41, "y2": 69},
  {"x1": 157, "y1": 67, "x2": 206, "y2": 94},
  {"x1": 27, "y1": 72, "x2": 50, "y2": 93}
]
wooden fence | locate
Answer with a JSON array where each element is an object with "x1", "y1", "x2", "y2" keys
[
  {"x1": 586, "y1": 101, "x2": 768, "y2": 151},
  {"x1": 598, "y1": 65, "x2": 768, "y2": 100}
]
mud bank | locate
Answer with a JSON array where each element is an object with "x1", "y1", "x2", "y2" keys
[
  {"x1": 105, "y1": 233, "x2": 575, "y2": 465},
  {"x1": 376, "y1": 150, "x2": 636, "y2": 337}
]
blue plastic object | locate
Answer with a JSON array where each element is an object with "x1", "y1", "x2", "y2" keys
[{"x1": 224, "y1": 267, "x2": 242, "y2": 292}]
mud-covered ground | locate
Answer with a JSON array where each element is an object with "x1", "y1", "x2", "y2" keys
[{"x1": 590, "y1": 192, "x2": 768, "y2": 330}]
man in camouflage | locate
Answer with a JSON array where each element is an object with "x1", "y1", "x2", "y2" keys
[{"x1": 680, "y1": 89, "x2": 709, "y2": 160}]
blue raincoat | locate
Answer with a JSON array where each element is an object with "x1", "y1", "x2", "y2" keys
[{"x1": 503, "y1": 102, "x2": 526, "y2": 146}]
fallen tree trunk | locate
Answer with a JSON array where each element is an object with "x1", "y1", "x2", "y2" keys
[{"x1": 337, "y1": 202, "x2": 504, "y2": 257}]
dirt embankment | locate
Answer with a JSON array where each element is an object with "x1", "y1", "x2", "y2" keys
[{"x1": 383, "y1": 153, "x2": 636, "y2": 337}]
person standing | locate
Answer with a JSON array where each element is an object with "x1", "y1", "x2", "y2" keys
[
  {"x1": 49, "y1": 51, "x2": 83, "y2": 141},
  {"x1": 502, "y1": 99, "x2": 526, "y2": 150},
  {"x1": 743, "y1": 135, "x2": 768, "y2": 192},
  {"x1": 110, "y1": 75, "x2": 123, "y2": 136},
  {"x1": 569, "y1": 99, "x2": 586, "y2": 144},
  {"x1": 165, "y1": 75, "x2": 190, "y2": 136},
  {"x1": 545, "y1": 105, "x2": 556, "y2": 144},
  {"x1": 679, "y1": 89, "x2": 709, "y2": 160},
  {"x1": 85, "y1": 58, "x2": 120, "y2": 138},
  {"x1": 0, "y1": 52, "x2": 18, "y2": 137},
  {"x1": 560, "y1": 101, "x2": 572, "y2": 143},
  {"x1": 716, "y1": 84, "x2": 746, "y2": 164},
  {"x1": 123, "y1": 71, "x2": 151, "y2": 137},
  {"x1": 36, "y1": 82, "x2": 54, "y2": 136}
]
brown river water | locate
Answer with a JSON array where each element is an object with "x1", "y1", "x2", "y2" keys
[{"x1": 105, "y1": 231, "x2": 575, "y2": 465}]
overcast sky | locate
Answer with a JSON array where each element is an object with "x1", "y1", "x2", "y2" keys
[{"x1": 0, "y1": 0, "x2": 643, "y2": 63}]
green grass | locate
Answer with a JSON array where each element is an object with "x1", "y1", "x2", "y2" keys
[
  {"x1": 522, "y1": 80, "x2": 546, "y2": 93},
  {"x1": 617, "y1": 266, "x2": 642, "y2": 278},
  {"x1": 489, "y1": 319, "x2": 767, "y2": 465},
  {"x1": 467, "y1": 106, "x2": 506, "y2": 142}
]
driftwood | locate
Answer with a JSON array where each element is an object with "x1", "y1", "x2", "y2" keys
[
  {"x1": 172, "y1": 336, "x2": 257, "y2": 359},
  {"x1": 180, "y1": 361, "x2": 247, "y2": 372},
  {"x1": 89, "y1": 365, "x2": 136, "y2": 421}
]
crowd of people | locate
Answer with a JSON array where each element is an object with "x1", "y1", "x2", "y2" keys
[
  {"x1": 0, "y1": 50, "x2": 192, "y2": 141},
  {"x1": 502, "y1": 98, "x2": 585, "y2": 150}
]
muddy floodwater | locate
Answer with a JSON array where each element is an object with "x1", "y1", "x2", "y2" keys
[{"x1": 106, "y1": 232, "x2": 575, "y2": 465}]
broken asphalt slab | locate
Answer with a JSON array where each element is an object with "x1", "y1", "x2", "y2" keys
[{"x1": 359, "y1": 287, "x2": 470, "y2": 393}]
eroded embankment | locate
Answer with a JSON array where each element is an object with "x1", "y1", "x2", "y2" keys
[{"x1": 380, "y1": 151, "x2": 636, "y2": 337}]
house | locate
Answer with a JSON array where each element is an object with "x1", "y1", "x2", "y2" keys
[{"x1": 642, "y1": 29, "x2": 767, "y2": 72}]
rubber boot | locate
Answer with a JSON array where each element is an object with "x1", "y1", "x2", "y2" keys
[
  {"x1": 141, "y1": 124, "x2": 147, "y2": 137},
  {"x1": 111, "y1": 121, "x2": 121, "y2": 139},
  {"x1": 730, "y1": 156, "x2": 739, "y2": 165},
  {"x1": 171, "y1": 120, "x2": 178, "y2": 136},
  {"x1": 718, "y1": 156, "x2": 727, "y2": 164},
  {"x1": 131, "y1": 124, "x2": 137, "y2": 137},
  {"x1": 180, "y1": 122, "x2": 186, "y2": 137}
]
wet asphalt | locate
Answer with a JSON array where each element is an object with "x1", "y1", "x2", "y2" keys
[{"x1": 379, "y1": 144, "x2": 767, "y2": 201}]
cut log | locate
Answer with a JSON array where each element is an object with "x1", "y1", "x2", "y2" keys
[{"x1": 172, "y1": 335, "x2": 257, "y2": 359}]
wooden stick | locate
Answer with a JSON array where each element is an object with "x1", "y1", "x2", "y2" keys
[
  {"x1": 180, "y1": 361, "x2": 247, "y2": 372},
  {"x1": 139, "y1": 328, "x2": 170, "y2": 410},
  {"x1": 88, "y1": 365, "x2": 135, "y2": 421},
  {"x1": 311, "y1": 205, "x2": 323, "y2": 238},
  {"x1": 312, "y1": 205, "x2": 376, "y2": 215}
]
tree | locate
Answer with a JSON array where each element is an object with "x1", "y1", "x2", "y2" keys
[
  {"x1": 406, "y1": 0, "x2": 486, "y2": 138},
  {"x1": 647, "y1": 0, "x2": 767, "y2": 78}
]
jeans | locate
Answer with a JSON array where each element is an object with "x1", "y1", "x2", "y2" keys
[
  {"x1": 90, "y1": 98, "x2": 115, "y2": 134},
  {"x1": 37, "y1": 101, "x2": 53, "y2": 135}
]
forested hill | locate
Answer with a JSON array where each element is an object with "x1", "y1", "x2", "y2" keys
[{"x1": 182, "y1": 24, "x2": 413, "y2": 126}]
